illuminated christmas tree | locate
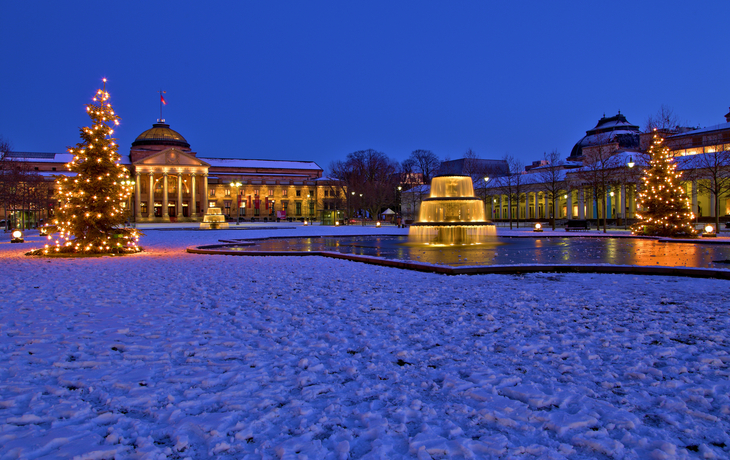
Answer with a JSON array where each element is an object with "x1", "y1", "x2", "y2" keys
[
  {"x1": 46, "y1": 79, "x2": 141, "y2": 254},
  {"x1": 630, "y1": 132, "x2": 696, "y2": 237}
]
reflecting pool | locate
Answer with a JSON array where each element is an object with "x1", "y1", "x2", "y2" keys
[{"x1": 231, "y1": 236, "x2": 730, "y2": 269}]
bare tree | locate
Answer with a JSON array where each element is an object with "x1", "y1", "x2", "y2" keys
[
  {"x1": 330, "y1": 149, "x2": 400, "y2": 223},
  {"x1": 406, "y1": 149, "x2": 440, "y2": 184},
  {"x1": 644, "y1": 104, "x2": 680, "y2": 132},
  {"x1": 493, "y1": 154, "x2": 525, "y2": 229},
  {"x1": 683, "y1": 133, "x2": 730, "y2": 230},
  {"x1": 535, "y1": 149, "x2": 566, "y2": 230},
  {"x1": 572, "y1": 136, "x2": 620, "y2": 233}
]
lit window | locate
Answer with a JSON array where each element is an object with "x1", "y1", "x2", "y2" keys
[
  {"x1": 209, "y1": 188, "x2": 216, "y2": 197},
  {"x1": 225, "y1": 189, "x2": 231, "y2": 196},
  {"x1": 282, "y1": 189, "x2": 287, "y2": 197},
  {"x1": 268, "y1": 189, "x2": 274, "y2": 196},
  {"x1": 209, "y1": 201, "x2": 217, "y2": 208}
]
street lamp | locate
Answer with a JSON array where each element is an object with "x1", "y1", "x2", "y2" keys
[
  {"x1": 231, "y1": 181, "x2": 243, "y2": 224},
  {"x1": 627, "y1": 156, "x2": 635, "y2": 169}
]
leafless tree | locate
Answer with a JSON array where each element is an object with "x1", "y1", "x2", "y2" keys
[
  {"x1": 330, "y1": 149, "x2": 400, "y2": 223},
  {"x1": 572, "y1": 136, "x2": 620, "y2": 233},
  {"x1": 644, "y1": 104, "x2": 680, "y2": 132},
  {"x1": 535, "y1": 149, "x2": 566, "y2": 230},
  {"x1": 683, "y1": 133, "x2": 730, "y2": 230},
  {"x1": 493, "y1": 154, "x2": 525, "y2": 229},
  {"x1": 0, "y1": 143, "x2": 50, "y2": 230},
  {"x1": 406, "y1": 149, "x2": 440, "y2": 184}
]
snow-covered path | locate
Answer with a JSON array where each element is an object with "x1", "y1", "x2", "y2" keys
[{"x1": 0, "y1": 227, "x2": 729, "y2": 459}]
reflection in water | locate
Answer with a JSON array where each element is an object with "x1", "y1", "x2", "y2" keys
[{"x1": 235, "y1": 236, "x2": 730, "y2": 269}]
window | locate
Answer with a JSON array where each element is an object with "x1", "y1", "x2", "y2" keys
[
  {"x1": 282, "y1": 201, "x2": 288, "y2": 211},
  {"x1": 253, "y1": 189, "x2": 259, "y2": 196},
  {"x1": 309, "y1": 201, "x2": 315, "y2": 215},
  {"x1": 282, "y1": 189, "x2": 287, "y2": 197},
  {"x1": 224, "y1": 200, "x2": 232, "y2": 216},
  {"x1": 52, "y1": 167, "x2": 56, "y2": 171},
  {"x1": 209, "y1": 188, "x2": 216, "y2": 197},
  {"x1": 268, "y1": 189, "x2": 273, "y2": 196},
  {"x1": 34, "y1": 167, "x2": 38, "y2": 170},
  {"x1": 295, "y1": 202, "x2": 302, "y2": 216},
  {"x1": 141, "y1": 203, "x2": 148, "y2": 215},
  {"x1": 225, "y1": 189, "x2": 231, "y2": 196},
  {"x1": 209, "y1": 201, "x2": 217, "y2": 208},
  {"x1": 296, "y1": 190, "x2": 301, "y2": 197}
]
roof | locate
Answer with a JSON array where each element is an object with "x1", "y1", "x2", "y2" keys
[
  {"x1": 668, "y1": 122, "x2": 730, "y2": 139},
  {"x1": 202, "y1": 157, "x2": 322, "y2": 171},
  {"x1": 132, "y1": 122, "x2": 190, "y2": 149},
  {"x1": 569, "y1": 113, "x2": 641, "y2": 159}
]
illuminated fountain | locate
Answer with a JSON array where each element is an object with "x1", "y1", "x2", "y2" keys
[
  {"x1": 200, "y1": 207, "x2": 229, "y2": 230},
  {"x1": 409, "y1": 175, "x2": 496, "y2": 245}
]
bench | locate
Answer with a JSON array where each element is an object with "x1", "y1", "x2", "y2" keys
[{"x1": 565, "y1": 219, "x2": 590, "y2": 231}]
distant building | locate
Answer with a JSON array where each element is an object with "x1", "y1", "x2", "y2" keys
[
  {"x1": 568, "y1": 112, "x2": 641, "y2": 161},
  {"x1": 3, "y1": 119, "x2": 327, "y2": 225},
  {"x1": 436, "y1": 158, "x2": 509, "y2": 176}
]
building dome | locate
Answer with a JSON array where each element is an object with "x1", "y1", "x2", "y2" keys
[
  {"x1": 569, "y1": 113, "x2": 640, "y2": 160},
  {"x1": 131, "y1": 122, "x2": 190, "y2": 149}
]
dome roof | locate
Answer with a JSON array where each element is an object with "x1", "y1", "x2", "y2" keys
[
  {"x1": 132, "y1": 122, "x2": 190, "y2": 149},
  {"x1": 569, "y1": 113, "x2": 640, "y2": 160}
]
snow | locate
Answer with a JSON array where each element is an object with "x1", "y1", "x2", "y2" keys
[
  {"x1": 202, "y1": 157, "x2": 323, "y2": 171},
  {"x1": 1, "y1": 224, "x2": 729, "y2": 458}
]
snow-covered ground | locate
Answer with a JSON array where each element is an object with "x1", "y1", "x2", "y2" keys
[{"x1": 1, "y1": 224, "x2": 729, "y2": 459}]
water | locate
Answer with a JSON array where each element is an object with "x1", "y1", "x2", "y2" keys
[{"x1": 232, "y1": 236, "x2": 730, "y2": 269}]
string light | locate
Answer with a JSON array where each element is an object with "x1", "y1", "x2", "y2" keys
[
  {"x1": 39, "y1": 78, "x2": 142, "y2": 255},
  {"x1": 630, "y1": 132, "x2": 696, "y2": 238}
]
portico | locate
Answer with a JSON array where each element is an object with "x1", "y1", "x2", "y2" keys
[{"x1": 132, "y1": 148, "x2": 210, "y2": 222}]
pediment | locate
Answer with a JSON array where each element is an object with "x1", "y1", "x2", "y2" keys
[{"x1": 133, "y1": 148, "x2": 210, "y2": 167}]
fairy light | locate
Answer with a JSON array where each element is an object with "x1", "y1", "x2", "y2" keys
[
  {"x1": 630, "y1": 131, "x2": 696, "y2": 238},
  {"x1": 41, "y1": 78, "x2": 142, "y2": 255}
]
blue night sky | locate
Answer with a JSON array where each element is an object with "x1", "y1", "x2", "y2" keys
[{"x1": 2, "y1": 1, "x2": 729, "y2": 171}]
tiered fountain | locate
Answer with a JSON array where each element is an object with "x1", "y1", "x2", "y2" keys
[
  {"x1": 409, "y1": 175, "x2": 496, "y2": 245},
  {"x1": 200, "y1": 207, "x2": 230, "y2": 230}
]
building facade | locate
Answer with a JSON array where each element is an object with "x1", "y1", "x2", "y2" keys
[{"x1": 2, "y1": 120, "x2": 332, "y2": 225}]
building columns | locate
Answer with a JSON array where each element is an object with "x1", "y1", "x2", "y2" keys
[
  {"x1": 578, "y1": 188, "x2": 585, "y2": 219},
  {"x1": 620, "y1": 184, "x2": 627, "y2": 219},
  {"x1": 134, "y1": 172, "x2": 141, "y2": 219},
  {"x1": 190, "y1": 173, "x2": 197, "y2": 217},
  {"x1": 162, "y1": 173, "x2": 169, "y2": 220},
  {"x1": 148, "y1": 173, "x2": 154, "y2": 219},
  {"x1": 201, "y1": 174, "x2": 209, "y2": 215},
  {"x1": 566, "y1": 189, "x2": 573, "y2": 219},
  {"x1": 176, "y1": 173, "x2": 183, "y2": 219}
]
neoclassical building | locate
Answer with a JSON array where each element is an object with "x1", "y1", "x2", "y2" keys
[
  {"x1": 126, "y1": 121, "x2": 323, "y2": 222},
  {"x1": 482, "y1": 110, "x2": 730, "y2": 223},
  {"x1": 7, "y1": 120, "x2": 326, "y2": 224}
]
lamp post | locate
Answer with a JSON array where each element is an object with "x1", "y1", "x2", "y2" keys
[
  {"x1": 271, "y1": 199, "x2": 276, "y2": 221},
  {"x1": 231, "y1": 181, "x2": 243, "y2": 224},
  {"x1": 396, "y1": 185, "x2": 402, "y2": 226}
]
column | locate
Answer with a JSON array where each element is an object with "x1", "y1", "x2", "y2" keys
[
  {"x1": 566, "y1": 189, "x2": 573, "y2": 219},
  {"x1": 620, "y1": 184, "x2": 627, "y2": 219},
  {"x1": 201, "y1": 173, "x2": 209, "y2": 215},
  {"x1": 134, "y1": 172, "x2": 142, "y2": 219},
  {"x1": 190, "y1": 173, "x2": 197, "y2": 217},
  {"x1": 176, "y1": 173, "x2": 183, "y2": 219},
  {"x1": 148, "y1": 173, "x2": 155, "y2": 219},
  {"x1": 162, "y1": 172, "x2": 169, "y2": 220},
  {"x1": 578, "y1": 188, "x2": 585, "y2": 219}
]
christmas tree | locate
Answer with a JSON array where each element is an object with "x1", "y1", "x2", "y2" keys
[
  {"x1": 45, "y1": 79, "x2": 141, "y2": 254},
  {"x1": 630, "y1": 132, "x2": 696, "y2": 237}
]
